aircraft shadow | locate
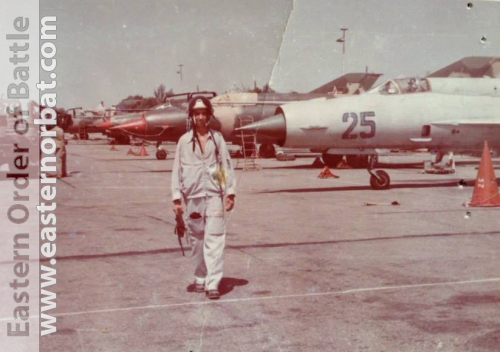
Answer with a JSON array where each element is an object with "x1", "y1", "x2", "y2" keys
[
  {"x1": 263, "y1": 164, "x2": 323, "y2": 170},
  {"x1": 263, "y1": 161, "x2": 500, "y2": 171},
  {"x1": 264, "y1": 162, "x2": 426, "y2": 170},
  {"x1": 226, "y1": 230, "x2": 500, "y2": 251},
  {"x1": 33, "y1": 230, "x2": 500, "y2": 265},
  {"x1": 257, "y1": 179, "x2": 499, "y2": 194},
  {"x1": 376, "y1": 162, "x2": 423, "y2": 169}
]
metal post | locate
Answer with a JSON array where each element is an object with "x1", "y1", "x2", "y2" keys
[
  {"x1": 177, "y1": 64, "x2": 183, "y2": 81},
  {"x1": 340, "y1": 28, "x2": 348, "y2": 74}
]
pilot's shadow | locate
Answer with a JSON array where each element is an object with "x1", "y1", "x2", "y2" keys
[
  {"x1": 186, "y1": 277, "x2": 248, "y2": 296},
  {"x1": 219, "y1": 277, "x2": 248, "y2": 296}
]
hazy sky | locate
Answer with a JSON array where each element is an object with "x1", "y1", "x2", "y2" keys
[{"x1": 40, "y1": 0, "x2": 500, "y2": 109}]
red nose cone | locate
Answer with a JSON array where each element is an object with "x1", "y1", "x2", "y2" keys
[
  {"x1": 111, "y1": 118, "x2": 147, "y2": 136},
  {"x1": 96, "y1": 120, "x2": 114, "y2": 131}
]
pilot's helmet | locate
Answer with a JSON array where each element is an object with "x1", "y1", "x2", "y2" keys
[{"x1": 188, "y1": 96, "x2": 213, "y2": 120}]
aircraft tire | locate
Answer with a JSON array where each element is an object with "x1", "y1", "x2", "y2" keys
[
  {"x1": 321, "y1": 153, "x2": 343, "y2": 168},
  {"x1": 259, "y1": 143, "x2": 276, "y2": 158},
  {"x1": 346, "y1": 155, "x2": 369, "y2": 168},
  {"x1": 156, "y1": 149, "x2": 167, "y2": 160},
  {"x1": 369, "y1": 170, "x2": 391, "y2": 190}
]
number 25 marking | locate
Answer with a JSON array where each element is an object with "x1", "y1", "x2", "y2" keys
[{"x1": 342, "y1": 111, "x2": 376, "y2": 139}]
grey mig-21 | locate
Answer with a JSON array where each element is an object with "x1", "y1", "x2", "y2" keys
[{"x1": 238, "y1": 77, "x2": 500, "y2": 189}]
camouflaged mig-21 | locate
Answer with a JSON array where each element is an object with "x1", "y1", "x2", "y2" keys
[{"x1": 109, "y1": 73, "x2": 382, "y2": 159}]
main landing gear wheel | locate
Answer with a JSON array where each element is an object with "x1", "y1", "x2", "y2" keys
[
  {"x1": 322, "y1": 152, "x2": 343, "y2": 168},
  {"x1": 369, "y1": 170, "x2": 390, "y2": 190},
  {"x1": 156, "y1": 149, "x2": 167, "y2": 160},
  {"x1": 259, "y1": 143, "x2": 276, "y2": 158}
]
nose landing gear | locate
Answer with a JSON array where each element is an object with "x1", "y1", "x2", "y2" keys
[
  {"x1": 367, "y1": 155, "x2": 390, "y2": 190},
  {"x1": 156, "y1": 149, "x2": 167, "y2": 160},
  {"x1": 155, "y1": 141, "x2": 168, "y2": 160}
]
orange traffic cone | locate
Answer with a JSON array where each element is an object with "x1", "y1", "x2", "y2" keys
[
  {"x1": 137, "y1": 145, "x2": 149, "y2": 157},
  {"x1": 318, "y1": 166, "x2": 339, "y2": 179},
  {"x1": 110, "y1": 145, "x2": 118, "y2": 151},
  {"x1": 336, "y1": 160, "x2": 351, "y2": 169},
  {"x1": 127, "y1": 148, "x2": 136, "y2": 156},
  {"x1": 469, "y1": 141, "x2": 500, "y2": 207}
]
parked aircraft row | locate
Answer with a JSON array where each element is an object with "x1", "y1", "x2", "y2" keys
[
  {"x1": 103, "y1": 73, "x2": 382, "y2": 158},
  {"x1": 58, "y1": 57, "x2": 500, "y2": 189}
]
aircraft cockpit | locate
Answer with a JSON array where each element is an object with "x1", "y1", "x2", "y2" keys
[
  {"x1": 153, "y1": 102, "x2": 175, "y2": 110},
  {"x1": 154, "y1": 97, "x2": 187, "y2": 110},
  {"x1": 373, "y1": 77, "x2": 430, "y2": 95}
]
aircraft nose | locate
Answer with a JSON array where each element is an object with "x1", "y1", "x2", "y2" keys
[
  {"x1": 236, "y1": 113, "x2": 286, "y2": 146},
  {"x1": 111, "y1": 118, "x2": 147, "y2": 135}
]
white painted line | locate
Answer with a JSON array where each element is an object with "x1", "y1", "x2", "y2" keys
[
  {"x1": 198, "y1": 303, "x2": 208, "y2": 351},
  {"x1": 1, "y1": 277, "x2": 498, "y2": 322}
]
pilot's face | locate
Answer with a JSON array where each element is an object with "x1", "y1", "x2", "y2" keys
[{"x1": 193, "y1": 109, "x2": 209, "y2": 127}]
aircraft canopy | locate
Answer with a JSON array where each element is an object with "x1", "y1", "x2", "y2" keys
[{"x1": 374, "y1": 78, "x2": 430, "y2": 95}]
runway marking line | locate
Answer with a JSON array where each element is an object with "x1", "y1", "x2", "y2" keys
[{"x1": 1, "y1": 277, "x2": 499, "y2": 322}]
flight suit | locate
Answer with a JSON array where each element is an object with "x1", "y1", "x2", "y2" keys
[{"x1": 172, "y1": 129, "x2": 236, "y2": 291}]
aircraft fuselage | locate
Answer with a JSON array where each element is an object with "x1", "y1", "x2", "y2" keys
[{"x1": 277, "y1": 93, "x2": 499, "y2": 153}]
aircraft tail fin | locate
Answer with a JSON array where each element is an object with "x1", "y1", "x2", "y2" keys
[{"x1": 308, "y1": 73, "x2": 382, "y2": 95}]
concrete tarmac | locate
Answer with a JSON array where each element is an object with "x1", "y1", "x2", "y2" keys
[{"x1": 41, "y1": 139, "x2": 500, "y2": 352}]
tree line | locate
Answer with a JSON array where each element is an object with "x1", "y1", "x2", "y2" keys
[{"x1": 115, "y1": 82, "x2": 276, "y2": 111}]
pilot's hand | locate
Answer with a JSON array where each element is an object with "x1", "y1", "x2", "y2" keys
[
  {"x1": 173, "y1": 200, "x2": 183, "y2": 216},
  {"x1": 225, "y1": 195, "x2": 235, "y2": 212}
]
